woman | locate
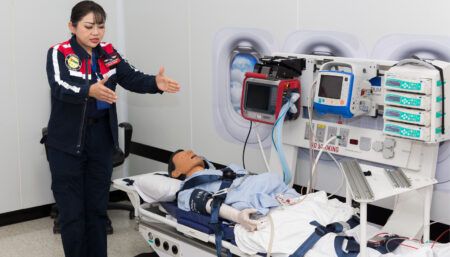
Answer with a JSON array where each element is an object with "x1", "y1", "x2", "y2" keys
[{"x1": 44, "y1": 1, "x2": 180, "y2": 256}]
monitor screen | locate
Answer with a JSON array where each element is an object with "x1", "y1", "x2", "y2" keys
[
  {"x1": 245, "y1": 82, "x2": 274, "y2": 114},
  {"x1": 318, "y1": 74, "x2": 344, "y2": 100}
]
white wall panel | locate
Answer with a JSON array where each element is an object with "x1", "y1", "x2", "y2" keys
[
  {"x1": 123, "y1": 0, "x2": 191, "y2": 175},
  {"x1": 13, "y1": 0, "x2": 73, "y2": 210},
  {"x1": 0, "y1": 0, "x2": 20, "y2": 214},
  {"x1": 299, "y1": 0, "x2": 450, "y2": 52},
  {"x1": 190, "y1": 0, "x2": 297, "y2": 172}
]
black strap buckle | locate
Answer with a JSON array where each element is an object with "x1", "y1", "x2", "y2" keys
[
  {"x1": 122, "y1": 178, "x2": 134, "y2": 186},
  {"x1": 221, "y1": 167, "x2": 236, "y2": 180},
  {"x1": 314, "y1": 225, "x2": 329, "y2": 236}
]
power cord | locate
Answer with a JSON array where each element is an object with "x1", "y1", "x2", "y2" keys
[
  {"x1": 242, "y1": 121, "x2": 253, "y2": 169},
  {"x1": 255, "y1": 128, "x2": 271, "y2": 173}
]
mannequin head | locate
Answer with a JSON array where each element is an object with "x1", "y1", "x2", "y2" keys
[{"x1": 168, "y1": 150, "x2": 205, "y2": 179}]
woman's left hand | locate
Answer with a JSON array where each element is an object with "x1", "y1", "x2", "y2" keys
[{"x1": 155, "y1": 66, "x2": 181, "y2": 93}]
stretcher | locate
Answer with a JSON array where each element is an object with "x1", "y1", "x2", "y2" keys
[
  {"x1": 112, "y1": 173, "x2": 449, "y2": 257},
  {"x1": 113, "y1": 174, "x2": 255, "y2": 257}
]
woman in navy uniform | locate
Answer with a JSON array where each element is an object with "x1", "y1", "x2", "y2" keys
[{"x1": 44, "y1": 1, "x2": 180, "y2": 256}]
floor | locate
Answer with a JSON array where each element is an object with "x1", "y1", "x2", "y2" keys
[{"x1": 0, "y1": 208, "x2": 155, "y2": 257}]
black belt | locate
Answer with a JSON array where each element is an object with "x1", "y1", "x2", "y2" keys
[{"x1": 87, "y1": 116, "x2": 106, "y2": 125}]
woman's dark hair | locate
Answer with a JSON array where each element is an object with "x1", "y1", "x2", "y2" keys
[
  {"x1": 71, "y1": 1, "x2": 106, "y2": 26},
  {"x1": 168, "y1": 149, "x2": 184, "y2": 179}
]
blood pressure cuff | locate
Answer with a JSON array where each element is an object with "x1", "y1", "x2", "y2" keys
[{"x1": 189, "y1": 189, "x2": 212, "y2": 215}]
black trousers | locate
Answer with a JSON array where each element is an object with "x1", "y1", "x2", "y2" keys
[{"x1": 47, "y1": 117, "x2": 113, "y2": 257}]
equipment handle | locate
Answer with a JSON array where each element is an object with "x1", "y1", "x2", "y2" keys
[
  {"x1": 395, "y1": 58, "x2": 435, "y2": 69},
  {"x1": 320, "y1": 61, "x2": 353, "y2": 72}
]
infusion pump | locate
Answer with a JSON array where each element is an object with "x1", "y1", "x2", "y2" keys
[{"x1": 382, "y1": 59, "x2": 450, "y2": 143}]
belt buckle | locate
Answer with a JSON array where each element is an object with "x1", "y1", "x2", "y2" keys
[{"x1": 212, "y1": 188, "x2": 228, "y2": 197}]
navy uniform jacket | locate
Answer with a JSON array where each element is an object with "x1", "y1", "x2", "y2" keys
[{"x1": 45, "y1": 36, "x2": 162, "y2": 155}]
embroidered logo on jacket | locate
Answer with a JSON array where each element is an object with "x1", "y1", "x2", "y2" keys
[
  {"x1": 104, "y1": 52, "x2": 121, "y2": 68},
  {"x1": 65, "y1": 54, "x2": 81, "y2": 71}
]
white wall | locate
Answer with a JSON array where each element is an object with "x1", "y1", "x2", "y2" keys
[
  {"x1": 298, "y1": 0, "x2": 450, "y2": 54},
  {"x1": 0, "y1": 0, "x2": 20, "y2": 214},
  {"x1": 0, "y1": 0, "x2": 121, "y2": 214}
]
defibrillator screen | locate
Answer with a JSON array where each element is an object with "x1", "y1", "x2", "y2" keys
[
  {"x1": 318, "y1": 75, "x2": 343, "y2": 100},
  {"x1": 245, "y1": 82, "x2": 274, "y2": 114}
]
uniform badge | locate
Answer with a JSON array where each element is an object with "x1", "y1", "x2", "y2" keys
[
  {"x1": 65, "y1": 54, "x2": 81, "y2": 71},
  {"x1": 104, "y1": 53, "x2": 121, "y2": 68}
]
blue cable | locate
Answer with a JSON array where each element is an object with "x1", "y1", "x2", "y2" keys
[
  {"x1": 273, "y1": 101, "x2": 294, "y2": 184},
  {"x1": 272, "y1": 99, "x2": 290, "y2": 151}
]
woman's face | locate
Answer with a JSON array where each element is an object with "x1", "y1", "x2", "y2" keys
[{"x1": 69, "y1": 12, "x2": 105, "y2": 54}]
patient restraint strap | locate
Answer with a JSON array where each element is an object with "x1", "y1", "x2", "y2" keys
[
  {"x1": 181, "y1": 175, "x2": 223, "y2": 191},
  {"x1": 178, "y1": 167, "x2": 243, "y2": 257},
  {"x1": 333, "y1": 234, "x2": 405, "y2": 257},
  {"x1": 333, "y1": 236, "x2": 360, "y2": 257},
  {"x1": 289, "y1": 215, "x2": 360, "y2": 257},
  {"x1": 210, "y1": 167, "x2": 238, "y2": 257},
  {"x1": 180, "y1": 167, "x2": 244, "y2": 192}
]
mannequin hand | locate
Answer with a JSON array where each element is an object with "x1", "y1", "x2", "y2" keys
[
  {"x1": 237, "y1": 209, "x2": 260, "y2": 232},
  {"x1": 88, "y1": 76, "x2": 117, "y2": 104},
  {"x1": 155, "y1": 66, "x2": 180, "y2": 93},
  {"x1": 276, "y1": 194, "x2": 302, "y2": 206}
]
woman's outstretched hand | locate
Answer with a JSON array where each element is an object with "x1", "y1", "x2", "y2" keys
[{"x1": 155, "y1": 66, "x2": 181, "y2": 93}]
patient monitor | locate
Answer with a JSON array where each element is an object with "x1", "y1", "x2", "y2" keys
[
  {"x1": 314, "y1": 61, "x2": 377, "y2": 118},
  {"x1": 241, "y1": 56, "x2": 304, "y2": 124},
  {"x1": 241, "y1": 73, "x2": 301, "y2": 124}
]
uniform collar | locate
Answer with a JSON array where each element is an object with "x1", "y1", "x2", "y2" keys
[{"x1": 69, "y1": 35, "x2": 107, "y2": 59}]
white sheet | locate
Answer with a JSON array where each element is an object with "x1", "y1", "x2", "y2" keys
[{"x1": 234, "y1": 191, "x2": 450, "y2": 257}]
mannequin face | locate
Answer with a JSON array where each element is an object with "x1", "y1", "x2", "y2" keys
[
  {"x1": 171, "y1": 150, "x2": 205, "y2": 178},
  {"x1": 69, "y1": 12, "x2": 105, "y2": 54}
]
